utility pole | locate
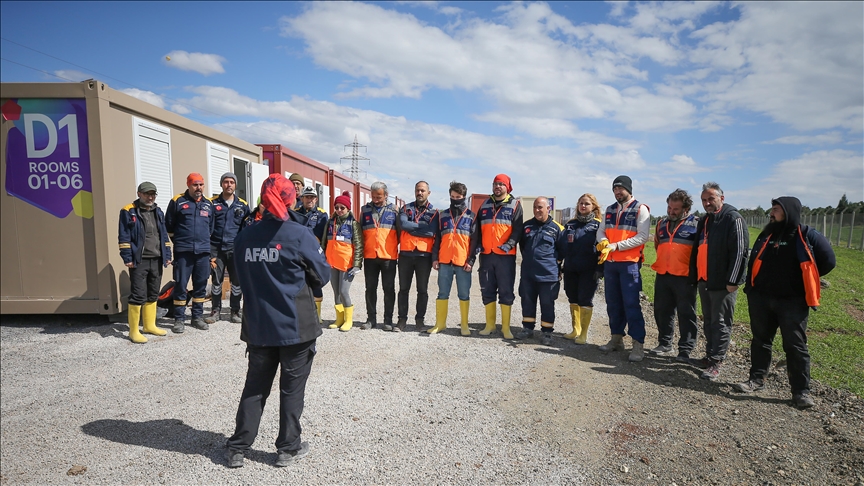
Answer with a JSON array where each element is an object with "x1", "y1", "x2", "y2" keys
[{"x1": 340, "y1": 135, "x2": 370, "y2": 181}]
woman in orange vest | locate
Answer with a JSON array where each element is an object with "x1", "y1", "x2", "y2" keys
[{"x1": 322, "y1": 191, "x2": 363, "y2": 331}]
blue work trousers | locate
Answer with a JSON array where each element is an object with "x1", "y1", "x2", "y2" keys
[
  {"x1": 604, "y1": 261, "x2": 646, "y2": 343},
  {"x1": 172, "y1": 251, "x2": 210, "y2": 320},
  {"x1": 437, "y1": 263, "x2": 472, "y2": 301},
  {"x1": 478, "y1": 253, "x2": 516, "y2": 306},
  {"x1": 519, "y1": 278, "x2": 559, "y2": 333}
]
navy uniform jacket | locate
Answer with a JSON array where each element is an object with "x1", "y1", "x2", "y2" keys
[
  {"x1": 293, "y1": 206, "x2": 329, "y2": 242},
  {"x1": 210, "y1": 195, "x2": 251, "y2": 254},
  {"x1": 165, "y1": 190, "x2": 215, "y2": 254},
  {"x1": 118, "y1": 201, "x2": 172, "y2": 267},
  {"x1": 558, "y1": 217, "x2": 601, "y2": 274},
  {"x1": 233, "y1": 214, "x2": 332, "y2": 346},
  {"x1": 520, "y1": 216, "x2": 564, "y2": 282}
]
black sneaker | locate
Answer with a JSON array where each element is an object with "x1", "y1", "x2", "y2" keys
[
  {"x1": 541, "y1": 333, "x2": 552, "y2": 346},
  {"x1": 675, "y1": 353, "x2": 691, "y2": 363},
  {"x1": 514, "y1": 328, "x2": 534, "y2": 340},
  {"x1": 734, "y1": 379, "x2": 765, "y2": 393},
  {"x1": 226, "y1": 449, "x2": 244, "y2": 468},
  {"x1": 382, "y1": 324, "x2": 393, "y2": 331},
  {"x1": 415, "y1": 318, "x2": 425, "y2": 329},
  {"x1": 649, "y1": 344, "x2": 673, "y2": 355},
  {"x1": 191, "y1": 318, "x2": 209, "y2": 331},
  {"x1": 204, "y1": 309, "x2": 220, "y2": 324},
  {"x1": 395, "y1": 318, "x2": 406, "y2": 332},
  {"x1": 700, "y1": 361, "x2": 721, "y2": 381},
  {"x1": 688, "y1": 356, "x2": 713, "y2": 369},
  {"x1": 361, "y1": 319, "x2": 375, "y2": 330},
  {"x1": 275, "y1": 442, "x2": 310, "y2": 467},
  {"x1": 230, "y1": 311, "x2": 242, "y2": 324},
  {"x1": 172, "y1": 319, "x2": 185, "y2": 334},
  {"x1": 793, "y1": 391, "x2": 815, "y2": 409}
]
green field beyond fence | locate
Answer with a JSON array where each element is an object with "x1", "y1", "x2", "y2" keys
[{"x1": 641, "y1": 227, "x2": 864, "y2": 397}]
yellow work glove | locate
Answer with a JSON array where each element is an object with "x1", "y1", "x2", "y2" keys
[
  {"x1": 596, "y1": 240, "x2": 610, "y2": 252},
  {"x1": 598, "y1": 247, "x2": 612, "y2": 264}
]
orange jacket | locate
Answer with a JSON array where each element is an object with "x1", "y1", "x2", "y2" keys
[
  {"x1": 437, "y1": 208, "x2": 476, "y2": 266},
  {"x1": 477, "y1": 195, "x2": 521, "y2": 255},
  {"x1": 652, "y1": 214, "x2": 699, "y2": 277},
  {"x1": 360, "y1": 203, "x2": 399, "y2": 260},
  {"x1": 603, "y1": 200, "x2": 647, "y2": 263}
]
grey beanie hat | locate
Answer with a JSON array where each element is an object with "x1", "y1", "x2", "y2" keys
[{"x1": 220, "y1": 172, "x2": 238, "y2": 184}]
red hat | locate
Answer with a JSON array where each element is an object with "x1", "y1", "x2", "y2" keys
[
  {"x1": 260, "y1": 173, "x2": 296, "y2": 221},
  {"x1": 334, "y1": 191, "x2": 351, "y2": 209},
  {"x1": 186, "y1": 172, "x2": 204, "y2": 186},
  {"x1": 493, "y1": 173, "x2": 512, "y2": 193}
]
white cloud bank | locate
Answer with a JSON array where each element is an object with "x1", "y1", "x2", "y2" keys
[{"x1": 163, "y1": 50, "x2": 227, "y2": 76}]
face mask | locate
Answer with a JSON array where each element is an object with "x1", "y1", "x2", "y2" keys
[{"x1": 450, "y1": 197, "x2": 466, "y2": 208}]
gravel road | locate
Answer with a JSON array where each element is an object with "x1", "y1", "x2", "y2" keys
[{"x1": 1, "y1": 266, "x2": 862, "y2": 485}]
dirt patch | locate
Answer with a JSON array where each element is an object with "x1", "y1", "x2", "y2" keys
[{"x1": 845, "y1": 303, "x2": 864, "y2": 323}]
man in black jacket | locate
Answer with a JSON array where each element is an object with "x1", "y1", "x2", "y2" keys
[
  {"x1": 736, "y1": 196, "x2": 835, "y2": 409},
  {"x1": 226, "y1": 174, "x2": 331, "y2": 468},
  {"x1": 688, "y1": 182, "x2": 749, "y2": 381}
]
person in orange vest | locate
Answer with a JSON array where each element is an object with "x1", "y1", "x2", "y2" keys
[
  {"x1": 476, "y1": 174, "x2": 523, "y2": 339},
  {"x1": 687, "y1": 181, "x2": 749, "y2": 381},
  {"x1": 429, "y1": 181, "x2": 478, "y2": 336},
  {"x1": 322, "y1": 191, "x2": 363, "y2": 332},
  {"x1": 736, "y1": 196, "x2": 835, "y2": 409},
  {"x1": 360, "y1": 181, "x2": 401, "y2": 330},
  {"x1": 596, "y1": 175, "x2": 651, "y2": 362},
  {"x1": 396, "y1": 181, "x2": 439, "y2": 332},
  {"x1": 649, "y1": 189, "x2": 699, "y2": 361}
]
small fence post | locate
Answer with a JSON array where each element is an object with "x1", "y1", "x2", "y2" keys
[
  {"x1": 848, "y1": 211, "x2": 855, "y2": 249},
  {"x1": 837, "y1": 210, "x2": 844, "y2": 246}
]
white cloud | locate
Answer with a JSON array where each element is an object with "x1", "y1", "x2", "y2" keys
[
  {"x1": 163, "y1": 50, "x2": 227, "y2": 76},
  {"x1": 736, "y1": 150, "x2": 864, "y2": 208},
  {"x1": 119, "y1": 88, "x2": 165, "y2": 109},
  {"x1": 53, "y1": 70, "x2": 90, "y2": 82},
  {"x1": 764, "y1": 132, "x2": 844, "y2": 145},
  {"x1": 661, "y1": 154, "x2": 709, "y2": 173}
]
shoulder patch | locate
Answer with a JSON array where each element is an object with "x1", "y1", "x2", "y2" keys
[
  {"x1": 172, "y1": 193, "x2": 184, "y2": 202},
  {"x1": 122, "y1": 203, "x2": 135, "y2": 211},
  {"x1": 238, "y1": 197, "x2": 248, "y2": 206}
]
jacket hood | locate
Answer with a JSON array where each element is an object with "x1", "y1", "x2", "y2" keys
[
  {"x1": 714, "y1": 202, "x2": 738, "y2": 219},
  {"x1": 771, "y1": 196, "x2": 802, "y2": 229}
]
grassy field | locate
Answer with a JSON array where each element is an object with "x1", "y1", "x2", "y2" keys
[{"x1": 641, "y1": 227, "x2": 864, "y2": 397}]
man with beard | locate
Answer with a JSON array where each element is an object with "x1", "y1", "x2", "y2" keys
[
  {"x1": 396, "y1": 181, "x2": 439, "y2": 331},
  {"x1": 596, "y1": 175, "x2": 651, "y2": 362},
  {"x1": 206, "y1": 172, "x2": 250, "y2": 324},
  {"x1": 649, "y1": 189, "x2": 700, "y2": 361},
  {"x1": 166, "y1": 173, "x2": 215, "y2": 333},
  {"x1": 736, "y1": 197, "x2": 835, "y2": 409},
  {"x1": 294, "y1": 186, "x2": 329, "y2": 322},
  {"x1": 688, "y1": 182, "x2": 748, "y2": 381}
]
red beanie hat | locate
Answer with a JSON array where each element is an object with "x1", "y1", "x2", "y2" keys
[
  {"x1": 259, "y1": 173, "x2": 296, "y2": 221},
  {"x1": 493, "y1": 173, "x2": 512, "y2": 193},
  {"x1": 186, "y1": 172, "x2": 204, "y2": 186},
  {"x1": 334, "y1": 191, "x2": 351, "y2": 209}
]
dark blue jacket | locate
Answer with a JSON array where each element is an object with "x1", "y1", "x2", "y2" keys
[
  {"x1": 118, "y1": 201, "x2": 172, "y2": 267},
  {"x1": 519, "y1": 217, "x2": 563, "y2": 282},
  {"x1": 293, "y1": 206, "x2": 329, "y2": 242},
  {"x1": 234, "y1": 214, "x2": 332, "y2": 346},
  {"x1": 165, "y1": 190, "x2": 215, "y2": 254},
  {"x1": 210, "y1": 195, "x2": 251, "y2": 254},
  {"x1": 558, "y1": 217, "x2": 602, "y2": 273}
]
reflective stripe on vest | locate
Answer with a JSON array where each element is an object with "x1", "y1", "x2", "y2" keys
[
  {"x1": 326, "y1": 216, "x2": 355, "y2": 272},
  {"x1": 439, "y1": 208, "x2": 474, "y2": 266},
  {"x1": 749, "y1": 226, "x2": 821, "y2": 307},
  {"x1": 604, "y1": 199, "x2": 646, "y2": 263},
  {"x1": 478, "y1": 196, "x2": 519, "y2": 255},
  {"x1": 400, "y1": 202, "x2": 436, "y2": 252},
  {"x1": 361, "y1": 204, "x2": 398, "y2": 260},
  {"x1": 651, "y1": 214, "x2": 698, "y2": 277}
]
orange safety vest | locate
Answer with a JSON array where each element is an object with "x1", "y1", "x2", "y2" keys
[
  {"x1": 478, "y1": 195, "x2": 520, "y2": 255},
  {"x1": 749, "y1": 226, "x2": 822, "y2": 307},
  {"x1": 652, "y1": 214, "x2": 699, "y2": 277},
  {"x1": 361, "y1": 203, "x2": 398, "y2": 260},
  {"x1": 325, "y1": 215, "x2": 356, "y2": 272},
  {"x1": 603, "y1": 199, "x2": 648, "y2": 263},
  {"x1": 400, "y1": 202, "x2": 436, "y2": 253},
  {"x1": 439, "y1": 207, "x2": 475, "y2": 266}
]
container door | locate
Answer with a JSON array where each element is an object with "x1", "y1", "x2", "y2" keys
[
  {"x1": 248, "y1": 162, "x2": 270, "y2": 208},
  {"x1": 233, "y1": 157, "x2": 250, "y2": 203}
]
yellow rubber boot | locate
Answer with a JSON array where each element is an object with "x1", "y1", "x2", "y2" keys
[
  {"x1": 479, "y1": 302, "x2": 497, "y2": 335},
  {"x1": 330, "y1": 304, "x2": 345, "y2": 329},
  {"x1": 563, "y1": 304, "x2": 581, "y2": 339},
  {"x1": 428, "y1": 299, "x2": 448, "y2": 334},
  {"x1": 340, "y1": 306, "x2": 354, "y2": 332},
  {"x1": 500, "y1": 304, "x2": 514, "y2": 339},
  {"x1": 128, "y1": 305, "x2": 147, "y2": 344},
  {"x1": 459, "y1": 300, "x2": 470, "y2": 336},
  {"x1": 575, "y1": 307, "x2": 593, "y2": 344},
  {"x1": 142, "y1": 302, "x2": 166, "y2": 336},
  {"x1": 315, "y1": 298, "x2": 323, "y2": 323}
]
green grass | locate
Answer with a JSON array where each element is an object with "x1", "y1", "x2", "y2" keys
[{"x1": 642, "y1": 227, "x2": 864, "y2": 397}]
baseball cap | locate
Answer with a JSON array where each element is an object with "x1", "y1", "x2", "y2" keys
[{"x1": 137, "y1": 181, "x2": 158, "y2": 194}]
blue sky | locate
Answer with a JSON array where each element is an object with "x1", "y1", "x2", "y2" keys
[{"x1": 2, "y1": 1, "x2": 862, "y2": 213}]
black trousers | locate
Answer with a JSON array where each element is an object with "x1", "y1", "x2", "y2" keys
[
  {"x1": 211, "y1": 249, "x2": 241, "y2": 312},
  {"x1": 747, "y1": 293, "x2": 811, "y2": 393},
  {"x1": 397, "y1": 254, "x2": 433, "y2": 321},
  {"x1": 129, "y1": 258, "x2": 163, "y2": 305},
  {"x1": 478, "y1": 253, "x2": 517, "y2": 306},
  {"x1": 562, "y1": 269, "x2": 598, "y2": 307},
  {"x1": 227, "y1": 340, "x2": 317, "y2": 453},
  {"x1": 364, "y1": 258, "x2": 397, "y2": 324},
  {"x1": 653, "y1": 273, "x2": 698, "y2": 354}
]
